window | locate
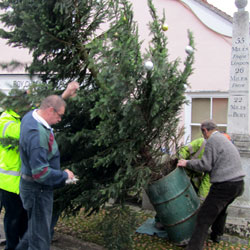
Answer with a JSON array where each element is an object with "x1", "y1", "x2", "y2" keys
[{"x1": 185, "y1": 94, "x2": 228, "y2": 141}]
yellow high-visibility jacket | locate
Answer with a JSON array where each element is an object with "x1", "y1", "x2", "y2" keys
[
  {"x1": 0, "y1": 110, "x2": 21, "y2": 194},
  {"x1": 179, "y1": 138, "x2": 211, "y2": 198}
]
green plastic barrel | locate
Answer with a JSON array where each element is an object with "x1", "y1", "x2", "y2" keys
[{"x1": 146, "y1": 167, "x2": 200, "y2": 245}]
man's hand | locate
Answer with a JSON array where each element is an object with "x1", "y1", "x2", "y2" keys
[
  {"x1": 177, "y1": 159, "x2": 188, "y2": 167},
  {"x1": 64, "y1": 169, "x2": 75, "y2": 179},
  {"x1": 64, "y1": 169, "x2": 79, "y2": 184},
  {"x1": 61, "y1": 81, "x2": 80, "y2": 99}
]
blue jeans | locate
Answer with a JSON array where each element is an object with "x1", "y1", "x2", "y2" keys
[
  {"x1": 16, "y1": 178, "x2": 54, "y2": 250},
  {"x1": 50, "y1": 210, "x2": 60, "y2": 240},
  {"x1": 0, "y1": 189, "x2": 27, "y2": 250}
]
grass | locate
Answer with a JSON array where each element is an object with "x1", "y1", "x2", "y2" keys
[{"x1": 55, "y1": 206, "x2": 250, "y2": 250}]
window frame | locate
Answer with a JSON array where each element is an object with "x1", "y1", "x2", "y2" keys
[{"x1": 184, "y1": 91, "x2": 229, "y2": 143}]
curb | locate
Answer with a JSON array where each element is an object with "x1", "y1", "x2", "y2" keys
[{"x1": 51, "y1": 232, "x2": 105, "y2": 250}]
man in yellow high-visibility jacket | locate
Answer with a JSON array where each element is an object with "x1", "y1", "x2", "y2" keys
[
  {"x1": 179, "y1": 133, "x2": 233, "y2": 199},
  {"x1": 179, "y1": 137, "x2": 211, "y2": 199},
  {"x1": 0, "y1": 109, "x2": 28, "y2": 250}
]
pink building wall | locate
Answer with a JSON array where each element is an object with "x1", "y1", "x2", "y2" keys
[
  {"x1": 0, "y1": 9, "x2": 32, "y2": 74},
  {"x1": 131, "y1": 0, "x2": 232, "y2": 92}
]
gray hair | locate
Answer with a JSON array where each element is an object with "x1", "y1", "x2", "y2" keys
[
  {"x1": 201, "y1": 120, "x2": 217, "y2": 131},
  {"x1": 40, "y1": 95, "x2": 66, "y2": 111}
]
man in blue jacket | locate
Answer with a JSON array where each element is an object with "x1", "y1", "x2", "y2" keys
[{"x1": 16, "y1": 82, "x2": 79, "y2": 250}]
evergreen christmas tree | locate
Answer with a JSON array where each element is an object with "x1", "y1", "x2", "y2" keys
[{"x1": 0, "y1": 0, "x2": 194, "y2": 214}]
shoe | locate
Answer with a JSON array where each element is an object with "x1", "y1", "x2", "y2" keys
[
  {"x1": 210, "y1": 233, "x2": 222, "y2": 243},
  {"x1": 51, "y1": 234, "x2": 60, "y2": 243},
  {"x1": 154, "y1": 222, "x2": 165, "y2": 230},
  {"x1": 0, "y1": 239, "x2": 6, "y2": 246},
  {"x1": 178, "y1": 243, "x2": 187, "y2": 248}
]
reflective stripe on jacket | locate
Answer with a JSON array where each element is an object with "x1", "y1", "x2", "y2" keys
[
  {"x1": 179, "y1": 138, "x2": 205, "y2": 160},
  {"x1": 0, "y1": 110, "x2": 21, "y2": 194}
]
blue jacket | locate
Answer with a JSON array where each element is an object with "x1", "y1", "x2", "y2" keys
[{"x1": 19, "y1": 110, "x2": 68, "y2": 188}]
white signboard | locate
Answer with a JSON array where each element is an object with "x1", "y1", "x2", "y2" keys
[{"x1": 0, "y1": 74, "x2": 41, "y2": 94}]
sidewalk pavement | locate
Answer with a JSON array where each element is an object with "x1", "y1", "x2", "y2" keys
[{"x1": 220, "y1": 233, "x2": 249, "y2": 246}]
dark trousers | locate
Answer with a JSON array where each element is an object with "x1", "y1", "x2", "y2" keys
[
  {"x1": 0, "y1": 189, "x2": 28, "y2": 250},
  {"x1": 186, "y1": 180, "x2": 244, "y2": 250},
  {"x1": 16, "y1": 178, "x2": 53, "y2": 250}
]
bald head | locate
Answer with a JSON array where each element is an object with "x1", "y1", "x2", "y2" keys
[
  {"x1": 40, "y1": 95, "x2": 66, "y2": 112},
  {"x1": 37, "y1": 95, "x2": 66, "y2": 125}
]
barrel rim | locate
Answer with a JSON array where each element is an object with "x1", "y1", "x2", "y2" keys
[{"x1": 147, "y1": 166, "x2": 184, "y2": 187}]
